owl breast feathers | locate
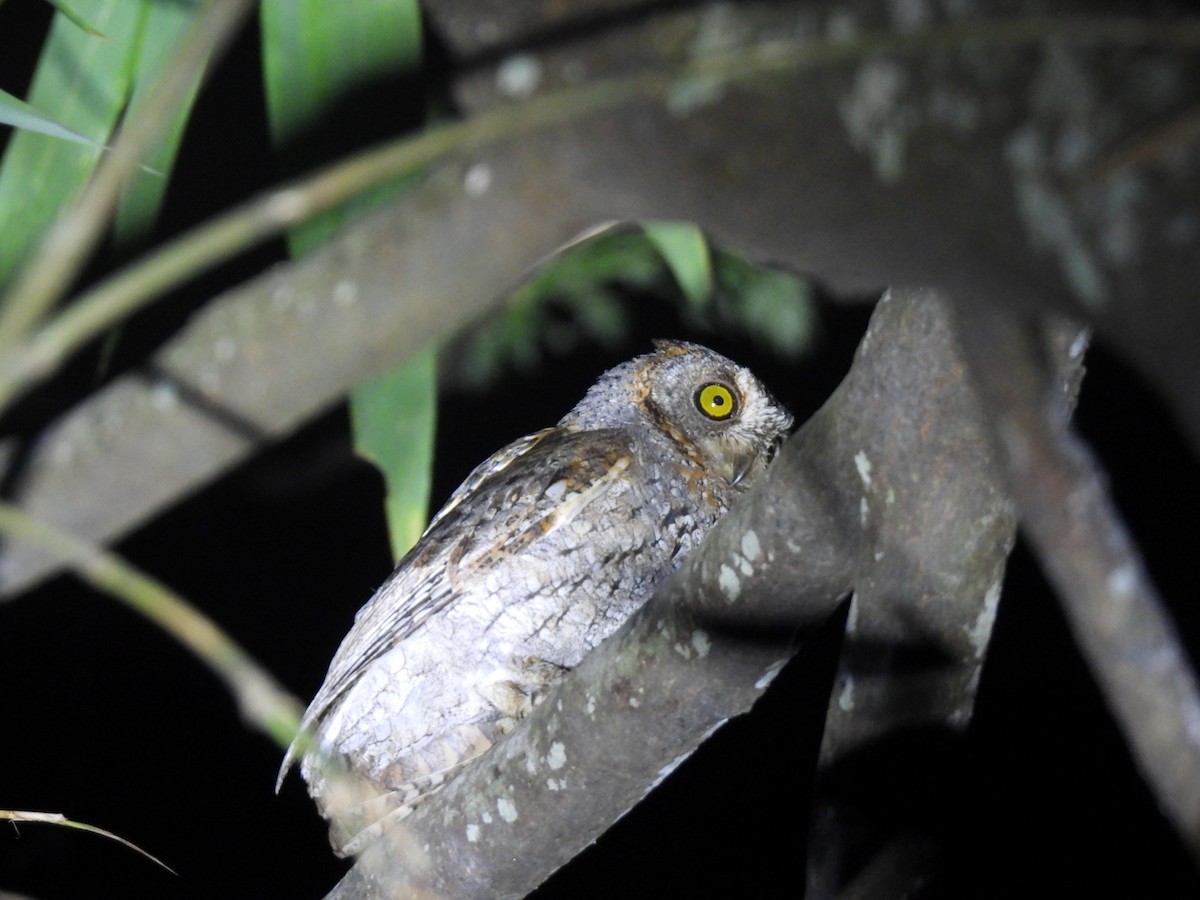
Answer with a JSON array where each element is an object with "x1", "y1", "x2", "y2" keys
[{"x1": 279, "y1": 339, "x2": 792, "y2": 855}]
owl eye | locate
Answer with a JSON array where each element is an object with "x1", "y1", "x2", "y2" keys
[{"x1": 695, "y1": 382, "x2": 738, "y2": 420}]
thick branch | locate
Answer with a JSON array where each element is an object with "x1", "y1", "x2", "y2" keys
[
  {"x1": 4, "y1": 1, "x2": 1199, "y2": 594},
  {"x1": 326, "y1": 287, "x2": 1020, "y2": 898},
  {"x1": 953, "y1": 299, "x2": 1200, "y2": 860}
]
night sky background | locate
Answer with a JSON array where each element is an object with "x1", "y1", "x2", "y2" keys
[{"x1": 2, "y1": 6, "x2": 1199, "y2": 899}]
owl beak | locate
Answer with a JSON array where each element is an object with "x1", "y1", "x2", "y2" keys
[
  {"x1": 726, "y1": 448, "x2": 758, "y2": 487},
  {"x1": 728, "y1": 433, "x2": 785, "y2": 487},
  {"x1": 728, "y1": 458, "x2": 751, "y2": 487}
]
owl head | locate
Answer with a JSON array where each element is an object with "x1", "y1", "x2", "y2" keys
[{"x1": 562, "y1": 340, "x2": 793, "y2": 489}]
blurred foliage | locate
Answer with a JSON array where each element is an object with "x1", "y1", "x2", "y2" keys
[{"x1": 448, "y1": 227, "x2": 816, "y2": 391}]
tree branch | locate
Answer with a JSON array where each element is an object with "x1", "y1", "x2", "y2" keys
[
  {"x1": 324, "y1": 287, "x2": 1020, "y2": 898},
  {"x1": 4, "y1": 2, "x2": 1199, "y2": 597},
  {"x1": 953, "y1": 298, "x2": 1200, "y2": 861}
]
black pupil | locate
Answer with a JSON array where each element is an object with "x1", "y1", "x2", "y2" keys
[{"x1": 712, "y1": 395, "x2": 726, "y2": 408}]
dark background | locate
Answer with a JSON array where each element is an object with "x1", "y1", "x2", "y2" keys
[{"x1": 2, "y1": 7, "x2": 1198, "y2": 899}]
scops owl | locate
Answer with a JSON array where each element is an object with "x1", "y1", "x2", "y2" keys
[{"x1": 278, "y1": 340, "x2": 792, "y2": 855}]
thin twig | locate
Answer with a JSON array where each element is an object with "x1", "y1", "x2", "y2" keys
[{"x1": 0, "y1": 501, "x2": 303, "y2": 749}]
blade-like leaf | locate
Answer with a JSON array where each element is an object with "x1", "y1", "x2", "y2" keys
[
  {"x1": 643, "y1": 220, "x2": 714, "y2": 307},
  {"x1": 0, "y1": 809, "x2": 175, "y2": 873},
  {"x1": 0, "y1": 1, "x2": 143, "y2": 288},
  {"x1": 0, "y1": 87, "x2": 106, "y2": 148},
  {"x1": 350, "y1": 349, "x2": 437, "y2": 560}
]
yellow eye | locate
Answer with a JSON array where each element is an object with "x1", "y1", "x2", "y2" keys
[{"x1": 695, "y1": 382, "x2": 738, "y2": 420}]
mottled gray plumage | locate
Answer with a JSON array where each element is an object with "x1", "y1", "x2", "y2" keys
[{"x1": 279, "y1": 340, "x2": 792, "y2": 855}]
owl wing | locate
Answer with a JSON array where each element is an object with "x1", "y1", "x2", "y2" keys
[{"x1": 278, "y1": 424, "x2": 635, "y2": 785}]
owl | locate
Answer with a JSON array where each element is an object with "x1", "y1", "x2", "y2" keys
[{"x1": 278, "y1": 340, "x2": 792, "y2": 855}]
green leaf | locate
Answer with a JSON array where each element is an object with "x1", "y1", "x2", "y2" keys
[
  {"x1": 350, "y1": 350, "x2": 437, "y2": 560},
  {"x1": 261, "y1": 0, "x2": 423, "y2": 255},
  {"x1": 0, "y1": 1, "x2": 143, "y2": 288},
  {"x1": 643, "y1": 220, "x2": 714, "y2": 307},
  {"x1": 0, "y1": 88, "x2": 106, "y2": 149},
  {"x1": 113, "y1": 0, "x2": 208, "y2": 245}
]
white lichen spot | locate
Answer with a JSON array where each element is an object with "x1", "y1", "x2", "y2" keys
[
  {"x1": 860, "y1": 496, "x2": 870, "y2": 526},
  {"x1": 1069, "y1": 329, "x2": 1089, "y2": 360},
  {"x1": 837, "y1": 674, "x2": 856, "y2": 711},
  {"x1": 737, "y1": 552, "x2": 753, "y2": 577},
  {"x1": 466, "y1": 823, "x2": 480, "y2": 843},
  {"x1": 691, "y1": 630, "x2": 711, "y2": 658},
  {"x1": 854, "y1": 450, "x2": 873, "y2": 488},
  {"x1": 585, "y1": 694, "x2": 596, "y2": 716},
  {"x1": 755, "y1": 658, "x2": 787, "y2": 690},
  {"x1": 966, "y1": 665, "x2": 982, "y2": 695},
  {"x1": 874, "y1": 549, "x2": 885, "y2": 562},
  {"x1": 1109, "y1": 565, "x2": 1136, "y2": 599},
  {"x1": 1004, "y1": 125, "x2": 1109, "y2": 308},
  {"x1": 547, "y1": 777, "x2": 563, "y2": 791},
  {"x1": 647, "y1": 750, "x2": 695, "y2": 794},
  {"x1": 496, "y1": 54, "x2": 542, "y2": 99},
  {"x1": 496, "y1": 797, "x2": 518, "y2": 823},
  {"x1": 524, "y1": 756, "x2": 537, "y2": 775},
  {"x1": 546, "y1": 741, "x2": 567, "y2": 770},
  {"x1": 741, "y1": 530, "x2": 762, "y2": 563},
  {"x1": 673, "y1": 642, "x2": 692, "y2": 659},
  {"x1": 839, "y1": 59, "x2": 914, "y2": 184},
  {"x1": 214, "y1": 336, "x2": 237, "y2": 363},
  {"x1": 463, "y1": 163, "x2": 493, "y2": 197},
  {"x1": 846, "y1": 592, "x2": 860, "y2": 634},
  {"x1": 150, "y1": 380, "x2": 179, "y2": 412},
  {"x1": 718, "y1": 564, "x2": 741, "y2": 601},
  {"x1": 969, "y1": 580, "x2": 1003, "y2": 659},
  {"x1": 886, "y1": 487, "x2": 896, "y2": 506},
  {"x1": 629, "y1": 696, "x2": 640, "y2": 708},
  {"x1": 332, "y1": 279, "x2": 358, "y2": 307},
  {"x1": 556, "y1": 698, "x2": 563, "y2": 712}
]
